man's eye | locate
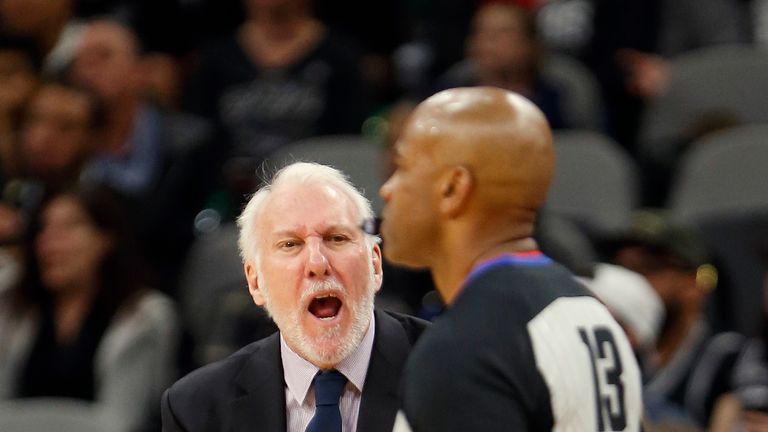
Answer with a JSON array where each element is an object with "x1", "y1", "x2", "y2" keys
[
  {"x1": 280, "y1": 240, "x2": 298, "y2": 249},
  {"x1": 328, "y1": 234, "x2": 348, "y2": 243}
]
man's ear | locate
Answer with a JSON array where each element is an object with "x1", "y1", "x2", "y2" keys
[
  {"x1": 244, "y1": 261, "x2": 266, "y2": 306},
  {"x1": 371, "y1": 243, "x2": 383, "y2": 292},
  {"x1": 438, "y1": 165, "x2": 473, "y2": 217}
]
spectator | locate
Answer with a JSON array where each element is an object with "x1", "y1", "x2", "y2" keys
[
  {"x1": 435, "y1": 2, "x2": 567, "y2": 128},
  {"x1": 70, "y1": 19, "x2": 165, "y2": 200},
  {"x1": 18, "y1": 81, "x2": 103, "y2": 194},
  {"x1": 2, "y1": 79, "x2": 102, "y2": 231},
  {"x1": 0, "y1": 0, "x2": 84, "y2": 75},
  {"x1": 1, "y1": 80, "x2": 102, "y2": 283},
  {"x1": 0, "y1": 36, "x2": 40, "y2": 184},
  {"x1": 0, "y1": 184, "x2": 179, "y2": 432},
  {"x1": 605, "y1": 209, "x2": 744, "y2": 427},
  {"x1": 184, "y1": 0, "x2": 370, "y2": 214},
  {"x1": 578, "y1": 262, "x2": 665, "y2": 355}
]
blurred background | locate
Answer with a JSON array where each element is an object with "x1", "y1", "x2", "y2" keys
[{"x1": 0, "y1": 0, "x2": 767, "y2": 430}]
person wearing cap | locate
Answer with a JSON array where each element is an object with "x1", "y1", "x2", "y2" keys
[
  {"x1": 161, "y1": 162, "x2": 429, "y2": 432},
  {"x1": 578, "y1": 263, "x2": 665, "y2": 356},
  {"x1": 606, "y1": 209, "x2": 744, "y2": 428},
  {"x1": 607, "y1": 209, "x2": 716, "y2": 367}
]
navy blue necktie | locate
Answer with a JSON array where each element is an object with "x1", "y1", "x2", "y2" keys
[{"x1": 305, "y1": 370, "x2": 347, "y2": 432}]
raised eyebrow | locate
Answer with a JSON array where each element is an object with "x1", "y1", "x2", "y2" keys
[
  {"x1": 268, "y1": 230, "x2": 303, "y2": 246},
  {"x1": 271, "y1": 229, "x2": 301, "y2": 239},
  {"x1": 323, "y1": 224, "x2": 359, "y2": 236},
  {"x1": 270, "y1": 225, "x2": 359, "y2": 240}
]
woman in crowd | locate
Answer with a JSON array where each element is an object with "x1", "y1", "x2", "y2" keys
[{"x1": 0, "y1": 184, "x2": 178, "y2": 432}]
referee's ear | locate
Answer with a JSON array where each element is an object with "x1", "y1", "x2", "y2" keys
[{"x1": 439, "y1": 165, "x2": 473, "y2": 218}]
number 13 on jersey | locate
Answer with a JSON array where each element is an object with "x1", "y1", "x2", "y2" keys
[
  {"x1": 527, "y1": 297, "x2": 642, "y2": 432},
  {"x1": 579, "y1": 326, "x2": 627, "y2": 431}
]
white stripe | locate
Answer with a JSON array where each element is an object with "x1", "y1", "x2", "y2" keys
[{"x1": 528, "y1": 297, "x2": 642, "y2": 432}]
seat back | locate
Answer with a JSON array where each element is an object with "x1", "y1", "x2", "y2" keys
[
  {"x1": 546, "y1": 130, "x2": 640, "y2": 238},
  {"x1": 668, "y1": 124, "x2": 768, "y2": 223},
  {"x1": 540, "y1": 54, "x2": 604, "y2": 130},
  {"x1": 0, "y1": 399, "x2": 115, "y2": 432},
  {"x1": 639, "y1": 45, "x2": 768, "y2": 162},
  {"x1": 668, "y1": 124, "x2": 768, "y2": 334}
]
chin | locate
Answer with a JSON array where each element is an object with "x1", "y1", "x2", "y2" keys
[
  {"x1": 300, "y1": 324, "x2": 350, "y2": 367},
  {"x1": 296, "y1": 309, "x2": 371, "y2": 368},
  {"x1": 267, "y1": 277, "x2": 377, "y2": 367}
]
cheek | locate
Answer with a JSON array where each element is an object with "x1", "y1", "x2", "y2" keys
[
  {"x1": 339, "y1": 256, "x2": 376, "y2": 293},
  {"x1": 50, "y1": 141, "x2": 77, "y2": 163},
  {"x1": 259, "y1": 262, "x2": 303, "y2": 304},
  {"x1": 74, "y1": 234, "x2": 108, "y2": 268},
  {"x1": 262, "y1": 260, "x2": 302, "y2": 285},
  {"x1": 268, "y1": 289, "x2": 297, "y2": 315}
]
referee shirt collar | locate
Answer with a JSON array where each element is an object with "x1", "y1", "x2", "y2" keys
[{"x1": 280, "y1": 312, "x2": 376, "y2": 405}]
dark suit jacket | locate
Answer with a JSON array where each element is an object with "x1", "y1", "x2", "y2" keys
[{"x1": 161, "y1": 310, "x2": 429, "y2": 432}]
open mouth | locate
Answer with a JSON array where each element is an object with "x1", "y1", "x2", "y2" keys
[{"x1": 308, "y1": 294, "x2": 343, "y2": 320}]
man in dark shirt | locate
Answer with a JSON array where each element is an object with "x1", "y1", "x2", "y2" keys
[{"x1": 379, "y1": 86, "x2": 643, "y2": 431}]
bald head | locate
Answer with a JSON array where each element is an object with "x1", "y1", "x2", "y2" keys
[
  {"x1": 379, "y1": 87, "x2": 555, "y2": 297},
  {"x1": 406, "y1": 86, "x2": 554, "y2": 214}
]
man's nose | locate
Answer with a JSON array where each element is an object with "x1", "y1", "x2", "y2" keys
[{"x1": 305, "y1": 239, "x2": 330, "y2": 277}]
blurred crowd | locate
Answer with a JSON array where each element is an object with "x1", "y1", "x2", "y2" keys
[{"x1": 0, "y1": 0, "x2": 767, "y2": 431}]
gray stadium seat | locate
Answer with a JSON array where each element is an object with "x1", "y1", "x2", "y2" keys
[
  {"x1": 667, "y1": 124, "x2": 768, "y2": 335},
  {"x1": 177, "y1": 223, "x2": 275, "y2": 364},
  {"x1": 545, "y1": 130, "x2": 640, "y2": 238},
  {"x1": 668, "y1": 124, "x2": 768, "y2": 223},
  {"x1": 0, "y1": 399, "x2": 117, "y2": 432},
  {"x1": 265, "y1": 134, "x2": 387, "y2": 215},
  {"x1": 540, "y1": 54, "x2": 604, "y2": 130},
  {"x1": 639, "y1": 45, "x2": 768, "y2": 163}
]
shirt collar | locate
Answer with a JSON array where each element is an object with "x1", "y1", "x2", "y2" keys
[
  {"x1": 280, "y1": 312, "x2": 376, "y2": 405},
  {"x1": 465, "y1": 251, "x2": 552, "y2": 285}
]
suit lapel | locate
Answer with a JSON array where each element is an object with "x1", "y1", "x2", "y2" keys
[
  {"x1": 357, "y1": 311, "x2": 412, "y2": 432},
  {"x1": 231, "y1": 333, "x2": 287, "y2": 432}
]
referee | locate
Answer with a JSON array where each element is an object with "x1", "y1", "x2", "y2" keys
[{"x1": 379, "y1": 87, "x2": 642, "y2": 431}]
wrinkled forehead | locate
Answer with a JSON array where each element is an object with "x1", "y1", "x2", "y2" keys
[{"x1": 258, "y1": 183, "x2": 361, "y2": 234}]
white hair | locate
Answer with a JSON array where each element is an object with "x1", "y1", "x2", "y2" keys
[{"x1": 237, "y1": 162, "x2": 377, "y2": 265}]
